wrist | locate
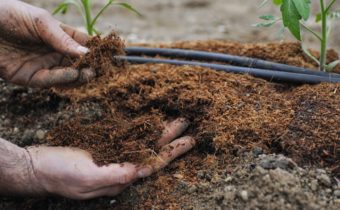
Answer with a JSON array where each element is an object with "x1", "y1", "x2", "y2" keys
[
  {"x1": 22, "y1": 147, "x2": 47, "y2": 195},
  {"x1": 0, "y1": 139, "x2": 45, "y2": 196}
]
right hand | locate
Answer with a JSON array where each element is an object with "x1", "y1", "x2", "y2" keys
[{"x1": 0, "y1": 0, "x2": 95, "y2": 88}]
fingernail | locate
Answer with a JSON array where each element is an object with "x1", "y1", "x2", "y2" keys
[
  {"x1": 138, "y1": 168, "x2": 151, "y2": 178},
  {"x1": 77, "y1": 46, "x2": 89, "y2": 54}
]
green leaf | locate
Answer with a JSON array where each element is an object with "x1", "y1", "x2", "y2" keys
[
  {"x1": 315, "y1": 13, "x2": 322, "y2": 22},
  {"x1": 259, "y1": 15, "x2": 276, "y2": 20},
  {"x1": 326, "y1": 60, "x2": 340, "y2": 72},
  {"x1": 281, "y1": 0, "x2": 302, "y2": 40},
  {"x1": 53, "y1": 3, "x2": 69, "y2": 15},
  {"x1": 90, "y1": 0, "x2": 115, "y2": 30},
  {"x1": 53, "y1": 0, "x2": 83, "y2": 16},
  {"x1": 113, "y1": 2, "x2": 142, "y2": 17},
  {"x1": 292, "y1": 0, "x2": 311, "y2": 20},
  {"x1": 273, "y1": 0, "x2": 283, "y2": 5},
  {"x1": 91, "y1": 1, "x2": 141, "y2": 30},
  {"x1": 53, "y1": 0, "x2": 80, "y2": 15},
  {"x1": 252, "y1": 20, "x2": 278, "y2": 27}
]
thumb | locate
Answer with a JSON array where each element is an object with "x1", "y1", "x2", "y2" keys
[{"x1": 35, "y1": 14, "x2": 89, "y2": 57}]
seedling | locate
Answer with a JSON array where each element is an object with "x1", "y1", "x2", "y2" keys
[
  {"x1": 53, "y1": 0, "x2": 141, "y2": 36},
  {"x1": 255, "y1": 0, "x2": 340, "y2": 72}
]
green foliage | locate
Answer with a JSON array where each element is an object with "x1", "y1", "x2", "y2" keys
[
  {"x1": 53, "y1": 0, "x2": 141, "y2": 36},
  {"x1": 255, "y1": 0, "x2": 340, "y2": 72},
  {"x1": 273, "y1": 0, "x2": 283, "y2": 5}
]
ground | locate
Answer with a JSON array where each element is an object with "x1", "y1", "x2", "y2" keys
[
  {"x1": 25, "y1": 0, "x2": 340, "y2": 51},
  {"x1": 1, "y1": 40, "x2": 339, "y2": 209},
  {"x1": 1, "y1": 1, "x2": 340, "y2": 210}
]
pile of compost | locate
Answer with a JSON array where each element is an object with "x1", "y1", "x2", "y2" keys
[{"x1": 0, "y1": 39, "x2": 339, "y2": 210}]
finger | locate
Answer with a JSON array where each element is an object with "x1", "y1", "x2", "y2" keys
[
  {"x1": 73, "y1": 68, "x2": 96, "y2": 85},
  {"x1": 96, "y1": 163, "x2": 139, "y2": 186},
  {"x1": 106, "y1": 184, "x2": 130, "y2": 197},
  {"x1": 61, "y1": 24, "x2": 90, "y2": 46},
  {"x1": 59, "y1": 68, "x2": 96, "y2": 88},
  {"x1": 138, "y1": 136, "x2": 196, "y2": 178},
  {"x1": 157, "y1": 118, "x2": 190, "y2": 148},
  {"x1": 9, "y1": 52, "x2": 63, "y2": 85},
  {"x1": 28, "y1": 67, "x2": 80, "y2": 88},
  {"x1": 35, "y1": 15, "x2": 88, "y2": 57},
  {"x1": 77, "y1": 184, "x2": 129, "y2": 200}
]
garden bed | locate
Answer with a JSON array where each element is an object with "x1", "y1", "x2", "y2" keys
[{"x1": 0, "y1": 40, "x2": 339, "y2": 210}]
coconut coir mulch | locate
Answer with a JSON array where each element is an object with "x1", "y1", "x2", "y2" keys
[
  {"x1": 49, "y1": 34, "x2": 166, "y2": 165},
  {"x1": 72, "y1": 32, "x2": 126, "y2": 77},
  {"x1": 1, "y1": 38, "x2": 339, "y2": 210},
  {"x1": 48, "y1": 36, "x2": 340, "y2": 173}
]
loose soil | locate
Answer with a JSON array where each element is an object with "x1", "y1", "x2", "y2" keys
[
  {"x1": 73, "y1": 32, "x2": 126, "y2": 77},
  {"x1": 0, "y1": 40, "x2": 339, "y2": 209}
]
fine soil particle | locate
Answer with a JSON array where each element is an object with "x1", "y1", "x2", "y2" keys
[
  {"x1": 48, "y1": 114, "x2": 163, "y2": 165},
  {"x1": 72, "y1": 32, "x2": 126, "y2": 77},
  {"x1": 50, "y1": 40, "x2": 340, "y2": 173},
  {"x1": 0, "y1": 40, "x2": 339, "y2": 210}
]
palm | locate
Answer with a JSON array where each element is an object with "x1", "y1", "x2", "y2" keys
[
  {"x1": 27, "y1": 118, "x2": 195, "y2": 199},
  {"x1": 29, "y1": 147, "x2": 131, "y2": 199},
  {"x1": 0, "y1": 1, "x2": 92, "y2": 88},
  {"x1": 0, "y1": 40, "x2": 69, "y2": 87}
]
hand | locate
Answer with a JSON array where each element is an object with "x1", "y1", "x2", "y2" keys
[
  {"x1": 24, "y1": 118, "x2": 195, "y2": 200},
  {"x1": 0, "y1": 1, "x2": 95, "y2": 88}
]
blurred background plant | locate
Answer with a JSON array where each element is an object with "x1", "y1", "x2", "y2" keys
[
  {"x1": 23, "y1": 0, "x2": 339, "y2": 55},
  {"x1": 53, "y1": 0, "x2": 141, "y2": 35}
]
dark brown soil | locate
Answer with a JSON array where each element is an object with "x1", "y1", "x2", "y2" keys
[
  {"x1": 0, "y1": 40, "x2": 339, "y2": 210},
  {"x1": 73, "y1": 32, "x2": 126, "y2": 77},
  {"x1": 51, "y1": 40, "x2": 340, "y2": 173},
  {"x1": 48, "y1": 113, "x2": 163, "y2": 165}
]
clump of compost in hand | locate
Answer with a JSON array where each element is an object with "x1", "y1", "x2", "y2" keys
[{"x1": 73, "y1": 32, "x2": 126, "y2": 77}]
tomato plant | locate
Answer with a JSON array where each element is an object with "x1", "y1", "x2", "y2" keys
[{"x1": 256, "y1": 0, "x2": 340, "y2": 72}]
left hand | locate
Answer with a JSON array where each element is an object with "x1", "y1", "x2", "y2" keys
[
  {"x1": 0, "y1": 0, "x2": 95, "y2": 88},
  {"x1": 23, "y1": 118, "x2": 195, "y2": 200}
]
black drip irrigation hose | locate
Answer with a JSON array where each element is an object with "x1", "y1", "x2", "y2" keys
[
  {"x1": 116, "y1": 56, "x2": 340, "y2": 84},
  {"x1": 125, "y1": 47, "x2": 340, "y2": 79}
]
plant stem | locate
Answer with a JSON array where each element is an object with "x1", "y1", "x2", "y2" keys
[
  {"x1": 319, "y1": 0, "x2": 328, "y2": 71},
  {"x1": 325, "y1": 0, "x2": 337, "y2": 13},
  {"x1": 301, "y1": 23, "x2": 322, "y2": 41},
  {"x1": 91, "y1": 0, "x2": 113, "y2": 31},
  {"x1": 82, "y1": 0, "x2": 93, "y2": 35}
]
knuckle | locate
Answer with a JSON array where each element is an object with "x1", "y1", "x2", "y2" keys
[
  {"x1": 35, "y1": 9, "x2": 50, "y2": 21},
  {"x1": 29, "y1": 77, "x2": 49, "y2": 88},
  {"x1": 119, "y1": 173, "x2": 133, "y2": 184},
  {"x1": 60, "y1": 34, "x2": 78, "y2": 50},
  {"x1": 78, "y1": 176, "x2": 96, "y2": 189},
  {"x1": 60, "y1": 33, "x2": 74, "y2": 45},
  {"x1": 119, "y1": 174, "x2": 129, "y2": 184}
]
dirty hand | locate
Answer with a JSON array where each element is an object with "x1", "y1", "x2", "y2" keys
[
  {"x1": 0, "y1": 0, "x2": 94, "y2": 88},
  {"x1": 1, "y1": 118, "x2": 194, "y2": 200}
]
